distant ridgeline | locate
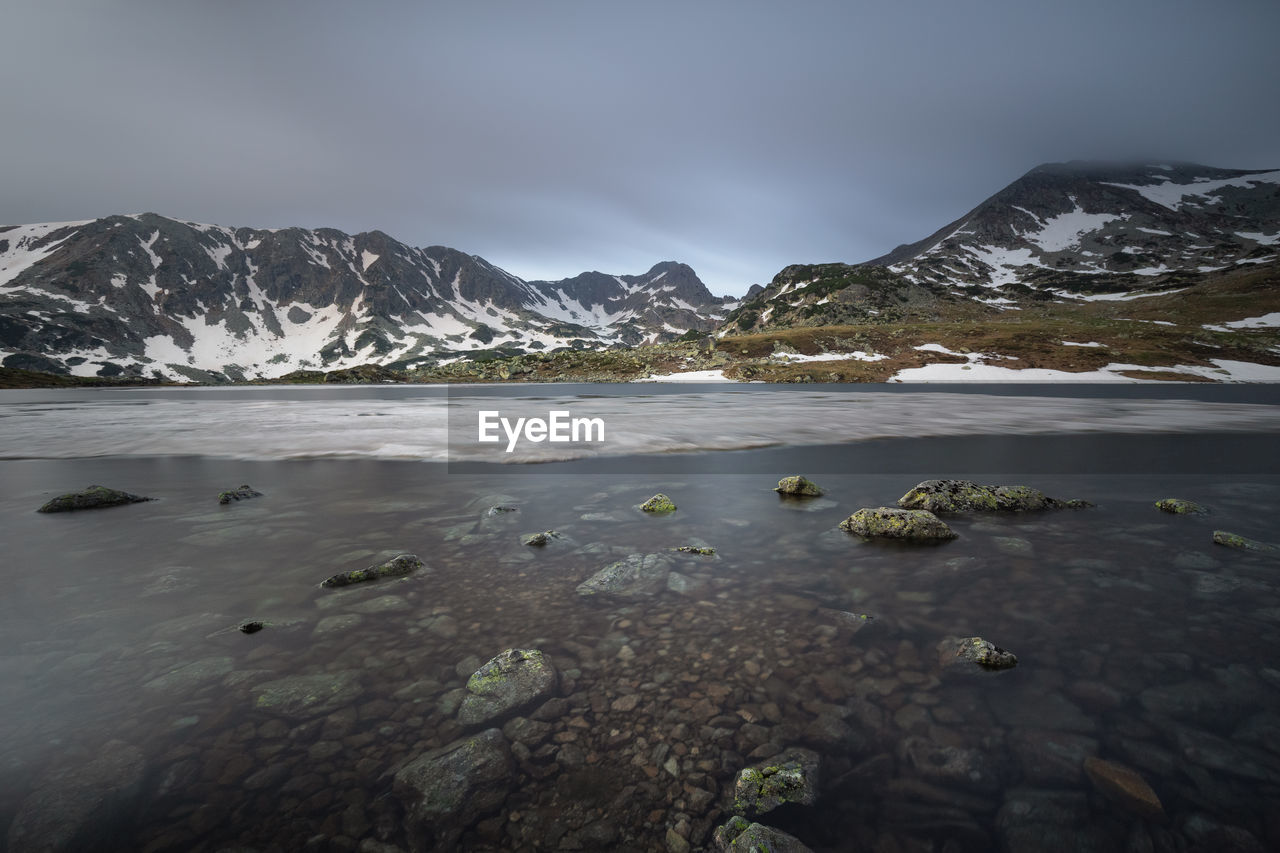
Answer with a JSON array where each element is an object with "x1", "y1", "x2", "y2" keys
[
  {"x1": 0, "y1": 214, "x2": 737, "y2": 382},
  {"x1": 1, "y1": 161, "x2": 1278, "y2": 382}
]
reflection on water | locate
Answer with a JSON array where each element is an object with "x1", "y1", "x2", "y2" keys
[{"x1": 2, "y1": 451, "x2": 1280, "y2": 852}]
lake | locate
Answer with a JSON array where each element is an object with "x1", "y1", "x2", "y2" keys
[{"x1": 2, "y1": 384, "x2": 1279, "y2": 852}]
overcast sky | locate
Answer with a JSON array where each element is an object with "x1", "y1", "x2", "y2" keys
[{"x1": 3, "y1": 1, "x2": 1277, "y2": 295}]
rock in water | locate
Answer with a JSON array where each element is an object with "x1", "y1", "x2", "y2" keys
[
  {"x1": 732, "y1": 747, "x2": 821, "y2": 817},
  {"x1": 218, "y1": 484, "x2": 263, "y2": 504},
  {"x1": 7, "y1": 739, "x2": 144, "y2": 853},
  {"x1": 393, "y1": 728, "x2": 515, "y2": 850},
  {"x1": 320, "y1": 553, "x2": 424, "y2": 587},
  {"x1": 951, "y1": 636, "x2": 1019, "y2": 670},
  {"x1": 1213, "y1": 530, "x2": 1279, "y2": 555},
  {"x1": 1083, "y1": 757, "x2": 1164, "y2": 819},
  {"x1": 576, "y1": 553, "x2": 673, "y2": 597},
  {"x1": 775, "y1": 475, "x2": 824, "y2": 497},
  {"x1": 713, "y1": 816, "x2": 814, "y2": 852},
  {"x1": 457, "y1": 649, "x2": 559, "y2": 727},
  {"x1": 1155, "y1": 497, "x2": 1204, "y2": 514},
  {"x1": 250, "y1": 671, "x2": 363, "y2": 718},
  {"x1": 37, "y1": 485, "x2": 153, "y2": 513},
  {"x1": 897, "y1": 479, "x2": 1089, "y2": 512},
  {"x1": 640, "y1": 493, "x2": 677, "y2": 513},
  {"x1": 839, "y1": 507, "x2": 957, "y2": 540},
  {"x1": 522, "y1": 530, "x2": 560, "y2": 546}
]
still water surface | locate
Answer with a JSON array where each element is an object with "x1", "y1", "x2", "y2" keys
[{"x1": 1, "y1": 386, "x2": 1279, "y2": 852}]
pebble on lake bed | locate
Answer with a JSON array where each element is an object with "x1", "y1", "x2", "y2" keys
[
  {"x1": 775, "y1": 475, "x2": 824, "y2": 497},
  {"x1": 37, "y1": 485, "x2": 153, "y2": 513},
  {"x1": 639, "y1": 493, "x2": 677, "y2": 513}
]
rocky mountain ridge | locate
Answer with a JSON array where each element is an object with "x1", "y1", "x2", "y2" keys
[{"x1": 0, "y1": 214, "x2": 735, "y2": 381}]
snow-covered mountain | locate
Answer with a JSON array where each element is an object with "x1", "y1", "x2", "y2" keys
[
  {"x1": 871, "y1": 161, "x2": 1280, "y2": 302},
  {"x1": 719, "y1": 161, "x2": 1280, "y2": 334},
  {"x1": 0, "y1": 214, "x2": 733, "y2": 380}
]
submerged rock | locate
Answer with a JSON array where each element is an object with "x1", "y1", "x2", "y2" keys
[
  {"x1": 639, "y1": 493, "x2": 677, "y2": 513},
  {"x1": 951, "y1": 636, "x2": 1019, "y2": 670},
  {"x1": 393, "y1": 728, "x2": 515, "y2": 850},
  {"x1": 732, "y1": 747, "x2": 821, "y2": 817},
  {"x1": 1213, "y1": 530, "x2": 1279, "y2": 555},
  {"x1": 457, "y1": 649, "x2": 559, "y2": 727},
  {"x1": 775, "y1": 475, "x2": 824, "y2": 497},
  {"x1": 897, "y1": 479, "x2": 1089, "y2": 513},
  {"x1": 713, "y1": 816, "x2": 814, "y2": 852},
  {"x1": 37, "y1": 485, "x2": 153, "y2": 513},
  {"x1": 1155, "y1": 497, "x2": 1204, "y2": 514},
  {"x1": 7, "y1": 739, "x2": 145, "y2": 853},
  {"x1": 522, "y1": 530, "x2": 560, "y2": 547},
  {"x1": 840, "y1": 507, "x2": 957, "y2": 541},
  {"x1": 250, "y1": 671, "x2": 363, "y2": 718},
  {"x1": 576, "y1": 553, "x2": 673, "y2": 598},
  {"x1": 1083, "y1": 757, "x2": 1163, "y2": 819},
  {"x1": 217, "y1": 484, "x2": 263, "y2": 504},
  {"x1": 320, "y1": 553, "x2": 424, "y2": 588}
]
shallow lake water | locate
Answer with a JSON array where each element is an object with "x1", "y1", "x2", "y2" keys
[{"x1": 2, "y1": 386, "x2": 1280, "y2": 852}]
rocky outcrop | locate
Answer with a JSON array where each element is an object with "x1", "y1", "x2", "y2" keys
[
  {"x1": 320, "y1": 554, "x2": 424, "y2": 588},
  {"x1": 839, "y1": 507, "x2": 957, "y2": 540},
  {"x1": 775, "y1": 475, "x2": 823, "y2": 497},
  {"x1": 393, "y1": 728, "x2": 515, "y2": 850},
  {"x1": 6, "y1": 740, "x2": 145, "y2": 853},
  {"x1": 37, "y1": 485, "x2": 153, "y2": 513},
  {"x1": 897, "y1": 479, "x2": 1088, "y2": 512},
  {"x1": 576, "y1": 553, "x2": 673, "y2": 597},
  {"x1": 457, "y1": 649, "x2": 559, "y2": 727}
]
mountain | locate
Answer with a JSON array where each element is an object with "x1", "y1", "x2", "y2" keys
[
  {"x1": 0, "y1": 214, "x2": 734, "y2": 381},
  {"x1": 721, "y1": 161, "x2": 1280, "y2": 333}
]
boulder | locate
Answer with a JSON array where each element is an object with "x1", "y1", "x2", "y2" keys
[
  {"x1": 320, "y1": 553, "x2": 424, "y2": 588},
  {"x1": 840, "y1": 507, "x2": 956, "y2": 541},
  {"x1": 7, "y1": 740, "x2": 145, "y2": 853},
  {"x1": 950, "y1": 636, "x2": 1018, "y2": 670},
  {"x1": 522, "y1": 530, "x2": 560, "y2": 547},
  {"x1": 457, "y1": 649, "x2": 559, "y2": 727},
  {"x1": 1155, "y1": 498, "x2": 1203, "y2": 514},
  {"x1": 1213, "y1": 530, "x2": 1279, "y2": 555},
  {"x1": 576, "y1": 553, "x2": 672, "y2": 598},
  {"x1": 640, "y1": 493, "x2": 677, "y2": 513},
  {"x1": 250, "y1": 671, "x2": 363, "y2": 718},
  {"x1": 218, "y1": 484, "x2": 263, "y2": 504},
  {"x1": 37, "y1": 485, "x2": 153, "y2": 513},
  {"x1": 731, "y1": 747, "x2": 821, "y2": 817},
  {"x1": 775, "y1": 476, "x2": 824, "y2": 497},
  {"x1": 393, "y1": 728, "x2": 515, "y2": 849},
  {"x1": 897, "y1": 479, "x2": 1089, "y2": 513},
  {"x1": 713, "y1": 816, "x2": 814, "y2": 852}
]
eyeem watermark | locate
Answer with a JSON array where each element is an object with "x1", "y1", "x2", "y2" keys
[{"x1": 478, "y1": 409, "x2": 606, "y2": 452}]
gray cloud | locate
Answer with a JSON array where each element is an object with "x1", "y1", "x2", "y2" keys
[{"x1": 2, "y1": 0, "x2": 1277, "y2": 294}]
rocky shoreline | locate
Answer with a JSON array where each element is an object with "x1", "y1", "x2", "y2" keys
[{"x1": 6, "y1": 471, "x2": 1280, "y2": 852}]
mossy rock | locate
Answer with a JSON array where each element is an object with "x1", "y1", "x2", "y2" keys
[
  {"x1": 218, "y1": 484, "x2": 263, "y2": 504},
  {"x1": 673, "y1": 545, "x2": 715, "y2": 555},
  {"x1": 457, "y1": 649, "x2": 558, "y2": 727},
  {"x1": 639, "y1": 493, "x2": 677, "y2": 513},
  {"x1": 576, "y1": 553, "x2": 673, "y2": 598},
  {"x1": 393, "y1": 728, "x2": 515, "y2": 850},
  {"x1": 1155, "y1": 498, "x2": 1204, "y2": 515},
  {"x1": 522, "y1": 531, "x2": 560, "y2": 547},
  {"x1": 731, "y1": 747, "x2": 821, "y2": 818},
  {"x1": 840, "y1": 507, "x2": 957, "y2": 541},
  {"x1": 1212, "y1": 530, "x2": 1279, "y2": 555},
  {"x1": 775, "y1": 475, "x2": 824, "y2": 497},
  {"x1": 320, "y1": 554, "x2": 424, "y2": 588},
  {"x1": 37, "y1": 485, "x2": 154, "y2": 513},
  {"x1": 898, "y1": 479, "x2": 1088, "y2": 512},
  {"x1": 713, "y1": 816, "x2": 814, "y2": 852},
  {"x1": 952, "y1": 636, "x2": 1018, "y2": 670}
]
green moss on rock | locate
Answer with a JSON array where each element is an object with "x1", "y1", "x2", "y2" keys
[
  {"x1": 775, "y1": 475, "x2": 824, "y2": 497},
  {"x1": 954, "y1": 636, "x2": 1018, "y2": 670},
  {"x1": 320, "y1": 553, "x2": 424, "y2": 588},
  {"x1": 731, "y1": 747, "x2": 821, "y2": 817},
  {"x1": 37, "y1": 485, "x2": 153, "y2": 513},
  {"x1": 1155, "y1": 498, "x2": 1204, "y2": 515},
  {"x1": 840, "y1": 507, "x2": 957, "y2": 541},
  {"x1": 1213, "y1": 530, "x2": 1279, "y2": 555},
  {"x1": 639, "y1": 493, "x2": 677, "y2": 513},
  {"x1": 898, "y1": 479, "x2": 1089, "y2": 512}
]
